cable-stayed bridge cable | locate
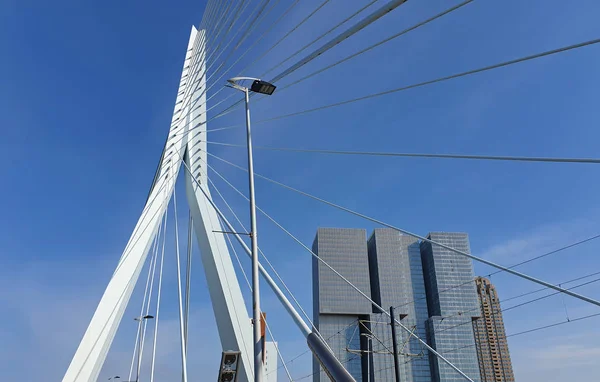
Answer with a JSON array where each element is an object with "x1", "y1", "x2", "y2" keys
[
  {"x1": 206, "y1": 174, "x2": 317, "y2": 333},
  {"x1": 166, "y1": 0, "x2": 411, "y2": 139},
  {"x1": 433, "y1": 275, "x2": 600, "y2": 336},
  {"x1": 238, "y1": 0, "x2": 330, "y2": 76},
  {"x1": 162, "y1": 12, "x2": 585, "y2": 144},
  {"x1": 127, "y1": 228, "x2": 160, "y2": 381},
  {"x1": 205, "y1": 142, "x2": 600, "y2": 164},
  {"x1": 442, "y1": 311, "x2": 600, "y2": 356},
  {"x1": 194, "y1": 152, "x2": 473, "y2": 381},
  {"x1": 387, "y1": 234, "x2": 600, "y2": 317},
  {"x1": 274, "y1": 0, "x2": 475, "y2": 95},
  {"x1": 205, "y1": 36, "x2": 600, "y2": 133},
  {"x1": 178, "y1": 158, "x2": 313, "y2": 338},
  {"x1": 203, "y1": 150, "x2": 600, "y2": 308},
  {"x1": 211, "y1": 0, "x2": 410, "y2": 121},
  {"x1": 192, "y1": 0, "x2": 302, "y2": 118},
  {"x1": 221, "y1": 215, "x2": 295, "y2": 382},
  {"x1": 150, "y1": 206, "x2": 169, "y2": 382},
  {"x1": 260, "y1": 0, "x2": 379, "y2": 78},
  {"x1": 183, "y1": 156, "x2": 472, "y2": 380},
  {"x1": 156, "y1": 0, "x2": 306, "y2": 155}
]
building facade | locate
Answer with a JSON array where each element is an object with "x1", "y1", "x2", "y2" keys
[
  {"x1": 264, "y1": 341, "x2": 279, "y2": 382},
  {"x1": 312, "y1": 228, "x2": 372, "y2": 381},
  {"x1": 367, "y1": 229, "x2": 432, "y2": 382},
  {"x1": 311, "y1": 229, "x2": 507, "y2": 381},
  {"x1": 473, "y1": 277, "x2": 515, "y2": 382},
  {"x1": 420, "y1": 232, "x2": 481, "y2": 382}
]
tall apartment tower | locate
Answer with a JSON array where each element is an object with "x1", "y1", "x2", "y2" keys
[
  {"x1": 312, "y1": 228, "x2": 372, "y2": 381},
  {"x1": 420, "y1": 232, "x2": 481, "y2": 382},
  {"x1": 473, "y1": 277, "x2": 515, "y2": 382},
  {"x1": 367, "y1": 229, "x2": 432, "y2": 382}
]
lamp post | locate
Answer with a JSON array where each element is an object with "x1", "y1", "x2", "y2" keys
[
  {"x1": 134, "y1": 315, "x2": 154, "y2": 382},
  {"x1": 226, "y1": 77, "x2": 276, "y2": 382}
]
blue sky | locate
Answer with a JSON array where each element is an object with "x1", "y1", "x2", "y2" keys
[{"x1": 1, "y1": 0, "x2": 600, "y2": 380}]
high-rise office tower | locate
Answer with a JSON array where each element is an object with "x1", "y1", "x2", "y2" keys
[
  {"x1": 420, "y1": 232, "x2": 481, "y2": 382},
  {"x1": 367, "y1": 229, "x2": 432, "y2": 382},
  {"x1": 473, "y1": 277, "x2": 515, "y2": 382},
  {"x1": 312, "y1": 228, "x2": 372, "y2": 381}
]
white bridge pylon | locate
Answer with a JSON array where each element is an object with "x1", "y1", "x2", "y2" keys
[{"x1": 62, "y1": 27, "x2": 255, "y2": 382}]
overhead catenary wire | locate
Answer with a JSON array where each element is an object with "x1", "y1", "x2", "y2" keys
[
  {"x1": 182, "y1": 156, "x2": 473, "y2": 380},
  {"x1": 504, "y1": 270, "x2": 600, "y2": 305},
  {"x1": 442, "y1": 311, "x2": 600, "y2": 356},
  {"x1": 386, "y1": 233, "x2": 600, "y2": 318},
  {"x1": 203, "y1": 149, "x2": 600, "y2": 309},
  {"x1": 205, "y1": 143, "x2": 600, "y2": 375},
  {"x1": 434, "y1": 275, "x2": 600, "y2": 336},
  {"x1": 295, "y1": 354, "x2": 362, "y2": 381},
  {"x1": 193, "y1": 152, "x2": 473, "y2": 382},
  {"x1": 205, "y1": 140, "x2": 600, "y2": 364},
  {"x1": 265, "y1": 315, "x2": 362, "y2": 377},
  {"x1": 102, "y1": 3, "x2": 600, "y2": 380}
]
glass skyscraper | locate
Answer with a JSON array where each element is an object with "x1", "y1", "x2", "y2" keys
[
  {"x1": 312, "y1": 228, "x2": 372, "y2": 382},
  {"x1": 367, "y1": 229, "x2": 431, "y2": 382},
  {"x1": 311, "y1": 229, "x2": 495, "y2": 381},
  {"x1": 420, "y1": 232, "x2": 481, "y2": 382}
]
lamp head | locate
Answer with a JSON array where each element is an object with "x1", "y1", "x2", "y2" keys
[{"x1": 250, "y1": 79, "x2": 276, "y2": 95}]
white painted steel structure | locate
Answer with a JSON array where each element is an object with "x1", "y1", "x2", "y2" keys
[
  {"x1": 57, "y1": 1, "x2": 600, "y2": 381},
  {"x1": 62, "y1": 27, "x2": 255, "y2": 382}
]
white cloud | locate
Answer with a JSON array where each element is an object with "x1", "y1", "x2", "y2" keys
[
  {"x1": 479, "y1": 217, "x2": 597, "y2": 263},
  {"x1": 512, "y1": 334, "x2": 600, "y2": 381}
]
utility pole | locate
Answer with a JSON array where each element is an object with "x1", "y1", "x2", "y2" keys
[{"x1": 390, "y1": 306, "x2": 401, "y2": 382}]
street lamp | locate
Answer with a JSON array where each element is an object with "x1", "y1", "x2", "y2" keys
[
  {"x1": 226, "y1": 77, "x2": 276, "y2": 382},
  {"x1": 134, "y1": 315, "x2": 155, "y2": 382}
]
